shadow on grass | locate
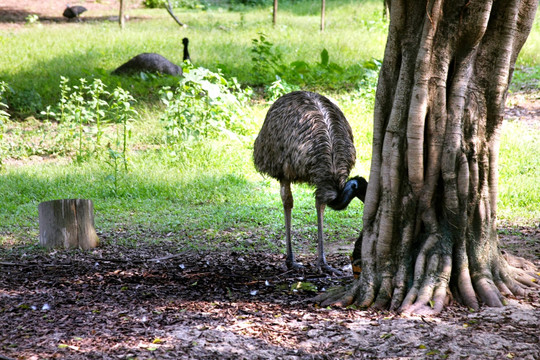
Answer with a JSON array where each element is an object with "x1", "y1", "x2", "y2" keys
[{"x1": 0, "y1": 165, "x2": 277, "y2": 236}]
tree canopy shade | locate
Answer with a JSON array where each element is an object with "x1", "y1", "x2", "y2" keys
[{"x1": 317, "y1": 0, "x2": 539, "y2": 314}]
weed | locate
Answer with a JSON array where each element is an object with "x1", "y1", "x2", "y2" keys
[
  {"x1": 265, "y1": 76, "x2": 300, "y2": 102},
  {"x1": 159, "y1": 65, "x2": 252, "y2": 155},
  {"x1": 25, "y1": 14, "x2": 40, "y2": 25},
  {"x1": 0, "y1": 81, "x2": 9, "y2": 169},
  {"x1": 251, "y1": 32, "x2": 283, "y2": 84},
  {"x1": 86, "y1": 79, "x2": 110, "y2": 148},
  {"x1": 109, "y1": 87, "x2": 137, "y2": 171},
  {"x1": 5, "y1": 88, "x2": 42, "y2": 117}
]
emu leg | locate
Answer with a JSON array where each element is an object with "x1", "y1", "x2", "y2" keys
[
  {"x1": 281, "y1": 180, "x2": 303, "y2": 270},
  {"x1": 316, "y1": 200, "x2": 342, "y2": 276}
]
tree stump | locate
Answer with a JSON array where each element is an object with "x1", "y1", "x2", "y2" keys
[{"x1": 38, "y1": 199, "x2": 99, "y2": 250}]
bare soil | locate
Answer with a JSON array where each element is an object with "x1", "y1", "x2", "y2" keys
[
  {"x1": 0, "y1": 0, "x2": 142, "y2": 30},
  {"x1": 1, "y1": 225, "x2": 539, "y2": 360}
]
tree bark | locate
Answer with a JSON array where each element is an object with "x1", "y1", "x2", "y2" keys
[
  {"x1": 119, "y1": 0, "x2": 125, "y2": 29},
  {"x1": 321, "y1": 0, "x2": 326, "y2": 32},
  {"x1": 38, "y1": 199, "x2": 99, "y2": 250},
  {"x1": 317, "y1": 0, "x2": 539, "y2": 314},
  {"x1": 273, "y1": 0, "x2": 278, "y2": 27}
]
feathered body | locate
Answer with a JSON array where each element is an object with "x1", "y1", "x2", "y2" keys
[
  {"x1": 254, "y1": 91, "x2": 356, "y2": 207},
  {"x1": 112, "y1": 38, "x2": 190, "y2": 76},
  {"x1": 112, "y1": 53, "x2": 182, "y2": 76},
  {"x1": 63, "y1": 5, "x2": 87, "y2": 19},
  {"x1": 254, "y1": 91, "x2": 366, "y2": 274}
]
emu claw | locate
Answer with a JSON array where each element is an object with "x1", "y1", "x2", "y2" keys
[
  {"x1": 318, "y1": 263, "x2": 343, "y2": 277},
  {"x1": 286, "y1": 260, "x2": 305, "y2": 271}
]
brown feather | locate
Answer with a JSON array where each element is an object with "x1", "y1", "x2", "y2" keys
[{"x1": 253, "y1": 91, "x2": 356, "y2": 205}]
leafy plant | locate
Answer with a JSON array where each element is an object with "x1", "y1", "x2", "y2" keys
[
  {"x1": 86, "y1": 79, "x2": 110, "y2": 148},
  {"x1": 5, "y1": 87, "x2": 42, "y2": 116},
  {"x1": 102, "y1": 87, "x2": 137, "y2": 196},
  {"x1": 0, "y1": 81, "x2": 10, "y2": 170},
  {"x1": 250, "y1": 32, "x2": 283, "y2": 84},
  {"x1": 265, "y1": 76, "x2": 300, "y2": 103},
  {"x1": 0, "y1": 81, "x2": 9, "y2": 122},
  {"x1": 25, "y1": 14, "x2": 40, "y2": 25},
  {"x1": 160, "y1": 65, "x2": 252, "y2": 154},
  {"x1": 143, "y1": 0, "x2": 204, "y2": 9},
  {"x1": 110, "y1": 87, "x2": 137, "y2": 171}
]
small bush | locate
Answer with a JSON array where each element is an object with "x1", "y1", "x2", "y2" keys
[
  {"x1": 160, "y1": 64, "x2": 252, "y2": 152},
  {"x1": 231, "y1": 0, "x2": 268, "y2": 6},
  {"x1": 249, "y1": 33, "x2": 382, "y2": 91},
  {"x1": 6, "y1": 88, "x2": 42, "y2": 116},
  {"x1": 0, "y1": 81, "x2": 9, "y2": 123},
  {"x1": 0, "y1": 81, "x2": 9, "y2": 169},
  {"x1": 143, "y1": 0, "x2": 204, "y2": 9},
  {"x1": 265, "y1": 76, "x2": 300, "y2": 103},
  {"x1": 251, "y1": 32, "x2": 283, "y2": 84}
]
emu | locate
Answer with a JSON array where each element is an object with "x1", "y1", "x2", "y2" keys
[
  {"x1": 63, "y1": 5, "x2": 87, "y2": 20},
  {"x1": 253, "y1": 91, "x2": 367, "y2": 275},
  {"x1": 112, "y1": 37, "x2": 191, "y2": 76}
]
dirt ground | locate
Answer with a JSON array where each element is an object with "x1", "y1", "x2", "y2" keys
[
  {"x1": 0, "y1": 0, "x2": 142, "y2": 30},
  {"x1": 1, "y1": 1, "x2": 539, "y2": 359},
  {"x1": 0, "y1": 226, "x2": 539, "y2": 360}
]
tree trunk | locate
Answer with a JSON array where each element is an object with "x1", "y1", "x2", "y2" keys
[
  {"x1": 318, "y1": 0, "x2": 539, "y2": 314},
  {"x1": 39, "y1": 199, "x2": 99, "y2": 250},
  {"x1": 119, "y1": 0, "x2": 125, "y2": 29},
  {"x1": 273, "y1": 0, "x2": 278, "y2": 27},
  {"x1": 320, "y1": 0, "x2": 326, "y2": 32}
]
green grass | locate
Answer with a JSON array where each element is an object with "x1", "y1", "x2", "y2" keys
[
  {"x1": 0, "y1": 0, "x2": 539, "y2": 250},
  {"x1": 498, "y1": 121, "x2": 540, "y2": 223},
  {"x1": 0, "y1": 91, "x2": 373, "y2": 248},
  {"x1": 0, "y1": 0, "x2": 387, "y2": 113}
]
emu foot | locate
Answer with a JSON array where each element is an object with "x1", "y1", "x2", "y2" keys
[
  {"x1": 317, "y1": 263, "x2": 343, "y2": 277},
  {"x1": 285, "y1": 259, "x2": 305, "y2": 271}
]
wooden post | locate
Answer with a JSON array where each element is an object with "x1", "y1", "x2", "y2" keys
[
  {"x1": 321, "y1": 0, "x2": 326, "y2": 32},
  {"x1": 38, "y1": 199, "x2": 99, "y2": 250},
  {"x1": 119, "y1": 0, "x2": 125, "y2": 29},
  {"x1": 273, "y1": 0, "x2": 278, "y2": 27}
]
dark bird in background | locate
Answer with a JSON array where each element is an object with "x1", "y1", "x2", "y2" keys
[
  {"x1": 253, "y1": 91, "x2": 368, "y2": 275},
  {"x1": 182, "y1": 37, "x2": 191, "y2": 62},
  {"x1": 112, "y1": 37, "x2": 191, "y2": 76},
  {"x1": 63, "y1": 5, "x2": 87, "y2": 20}
]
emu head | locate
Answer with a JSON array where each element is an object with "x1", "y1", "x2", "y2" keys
[
  {"x1": 348, "y1": 176, "x2": 368, "y2": 203},
  {"x1": 327, "y1": 176, "x2": 368, "y2": 210}
]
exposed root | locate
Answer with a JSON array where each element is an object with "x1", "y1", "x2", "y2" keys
[
  {"x1": 313, "y1": 239, "x2": 539, "y2": 314},
  {"x1": 313, "y1": 281, "x2": 361, "y2": 308}
]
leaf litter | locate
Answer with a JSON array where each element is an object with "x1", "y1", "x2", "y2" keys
[{"x1": 0, "y1": 226, "x2": 539, "y2": 359}]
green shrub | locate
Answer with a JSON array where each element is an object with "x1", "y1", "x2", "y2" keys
[
  {"x1": 5, "y1": 87, "x2": 42, "y2": 116},
  {"x1": 251, "y1": 32, "x2": 283, "y2": 84},
  {"x1": 143, "y1": 0, "x2": 204, "y2": 9},
  {"x1": 265, "y1": 76, "x2": 300, "y2": 102},
  {"x1": 0, "y1": 81, "x2": 9, "y2": 123},
  {"x1": 231, "y1": 0, "x2": 269, "y2": 7},
  {"x1": 0, "y1": 81, "x2": 9, "y2": 170},
  {"x1": 160, "y1": 64, "x2": 252, "y2": 153},
  {"x1": 249, "y1": 33, "x2": 382, "y2": 91}
]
